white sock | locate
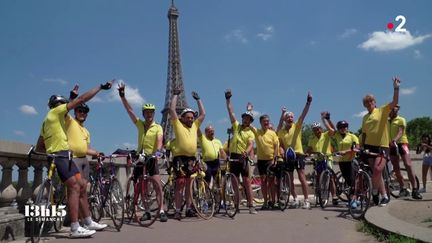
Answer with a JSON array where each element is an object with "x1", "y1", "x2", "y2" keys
[{"x1": 84, "y1": 216, "x2": 92, "y2": 225}]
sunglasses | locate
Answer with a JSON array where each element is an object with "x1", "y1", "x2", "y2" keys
[{"x1": 76, "y1": 108, "x2": 88, "y2": 114}]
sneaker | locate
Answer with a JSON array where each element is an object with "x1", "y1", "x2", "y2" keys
[
  {"x1": 412, "y1": 189, "x2": 423, "y2": 200},
  {"x1": 379, "y1": 197, "x2": 390, "y2": 207},
  {"x1": 160, "y1": 212, "x2": 168, "y2": 222},
  {"x1": 302, "y1": 200, "x2": 311, "y2": 209},
  {"x1": 350, "y1": 200, "x2": 358, "y2": 209},
  {"x1": 418, "y1": 188, "x2": 426, "y2": 193},
  {"x1": 186, "y1": 208, "x2": 196, "y2": 217},
  {"x1": 174, "y1": 211, "x2": 182, "y2": 221},
  {"x1": 70, "y1": 226, "x2": 96, "y2": 238},
  {"x1": 84, "y1": 221, "x2": 107, "y2": 231},
  {"x1": 260, "y1": 202, "x2": 269, "y2": 211},
  {"x1": 290, "y1": 198, "x2": 299, "y2": 208},
  {"x1": 268, "y1": 201, "x2": 274, "y2": 209},
  {"x1": 140, "y1": 212, "x2": 151, "y2": 221},
  {"x1": 372, "y1": 194, "x2": 379, "y2": 206},
  {"x1": 399, "y1": 188, "x2": 410, "y2": 197},
  {"x1": 332, "y1": 198, "x2": 339, "y2": 206},
  {"x1": 249, "y1": 207, "x2": 257, "y2": 214}
]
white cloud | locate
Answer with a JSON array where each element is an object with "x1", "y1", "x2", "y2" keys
[
  {"x1": 43, "y1": 78, "x2": 68, "y2": 85},
  {"x1": 217, "y1": 117, "x2": 229, "y2": 124},
  {"x1": 413, "y1": 49, "x2": 422, "y2": 59},
  {"x1": 14, "y1": 130, "x2": 25, "y2": 136},
  {"x1": 339, "y1": 28, "x2": 358, "y2": 39},
  {"x1": 225, "y1": 29, "x2": 248, "y2": 44},
  {"x1": 256, "y1": 25, "x2": 274, "y2": 41},
  {"x1": 108, "y1": 81, "x2": 145, "y2": 107},
  {"x1": 400, "y1": 86, "x2": 416, "y2": 95},
  {"x1": 19, "y1": 105, "x2": 38, "y2": 115},
  {"x1": 353, "y1": 111, "x2": 368, "y2": 118},
  {"x1": 359, "y1": 31, "x2": 432, "y2": 52}
]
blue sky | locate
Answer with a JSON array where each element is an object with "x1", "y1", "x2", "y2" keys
[{"x1": 1, "y1": 0, "x2": 431, "y2": 154}]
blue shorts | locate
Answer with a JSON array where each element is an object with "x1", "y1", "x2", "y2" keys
[{"x1": 53, "y1": 150, "x2": 80, "y2": 182}]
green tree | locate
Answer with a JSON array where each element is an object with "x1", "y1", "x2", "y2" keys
[
  {"x1": 406, "y1": 117, "x2": 432, "y2": 145},
  {"x1": 302, "y1": 124, "x2": 313, "y2": 151}
]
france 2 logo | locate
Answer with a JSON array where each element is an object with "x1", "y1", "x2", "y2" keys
[{"x1": 387, "y1": 15, "x2": 407, "y2": 33}]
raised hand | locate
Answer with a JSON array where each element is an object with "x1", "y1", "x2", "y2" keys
[
  {"x1": 118, "y1": 82, "x2": 125, "y2": 98},
  {"x1": 100, "y1": 80, "x2": 113, "y2": 90},
  {"x1": 225, "y1": 89, "x2": 232, "y2": 99},
  {"x1": 281, "y1": 106, "x2": 287, "y2": 114},
  {"x1": 321, "y1": 111, "x2": 330, "y2": 120},
  {"x1": 192, "y1": 91, "x2": 200, "y2": 100},
  {"x1": 393, "y1": 76, "x2": 401, "y2": 89},
  {"x1": 69, "y1": 84, "x2": 79, "y2": 100},
  {"x1": 306, "y1": 91, "x2": 312, "y2": 103},
  {"x1": 246, "y1": 102, "x2": 253, "y2": 112}
]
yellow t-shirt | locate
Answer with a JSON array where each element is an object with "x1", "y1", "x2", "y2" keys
[
  {"x1": 200, "y1": 134, "x2": 223, "y2": 162},
  {"x1": 65, "y1": 115, "x2": 90, "y2": 157},
  {"x1": 332, "y1": 132, "x2": 359, "y2": 162},
  {"x1": 362, "y1": 104, "x2": 391, "y2": 147},
  {"x1": 307, "y1": 131, "x2": 333, "y2": 160},
  {"x1": 171, "y1": 119, "x2": 201, "y2": 157},
  {"x1": 389, "y1": 116, "x2": 409, "y2": 144},
  {"x1": 277, "y1": 121, "x2": 304, "y2": 154},
  {"x1": 228, "y1": 121, "x2": 255, "y2": 154},
  {"x1": 40, "y1": 104, "x2": 69, "y2": 154},
  {"x1": 252, "y1": 127, "x2": 279, "y2": 160},
  {"x1": 135, "y1": 120, "x2": 163, "y2": 154}
]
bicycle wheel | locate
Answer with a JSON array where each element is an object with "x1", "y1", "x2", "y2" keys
[
  {"x1": 53, "y1": 185, "x2": 67, "y2": 232},
  {"x1": 250, "y1": 176, "x2": 263, "y2": 206},
  {"x1": 278, "y1": 171, "x2": 291, "y2": 211},
  {"x1": 350, "y1": 171, "x2": 372, "y2": 220},
  {"x1": 30, "y1": 181, "x2": 53, "y2": 243},
  {"x1": 108, "y1": 178, "x2": 124, "y2": 231},
  {"x1": 389, "y1": 168, "x2": 420, "y2": 198},
  {"x1": 382, "y1": 167, "x2": 392, "y2": 202},
  {"x1": 135, "y1": 177, "x2": 162, "y2": 227},
  {"x1": 318, "y1": 170, "x2": 331, "y2": 209},
  {"x1": 124, "y1": 177, "x2": 135, "y2": 223},
  {"x1": 88, "y1": 181, "x2": 102, "y2": 222},
  {"x1": 190, "y1": 177, "x2": 215, "y2": 220},
  {"x1": 224, "y1": 174, "x2": 239, "y2": 218},
  {"x1": 162, "y1": 182, "x2": 176, "y2": 215},
  {"x1": 335, "y1": 171, "x2": 350, "y2": 202}
]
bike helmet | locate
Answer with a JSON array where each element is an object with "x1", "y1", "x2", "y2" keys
[
  {"x1": 311, "y1": 122, "x2": 321, "y2": 129},
  {"x1": 48, "y1": 95, "x2": 68, "y2": 109},
  {"x1": 336, "y1": 120, "x2": 349, "y2": 129},
  {"x1": 142, "y1": 103, "x2": 156, "y2": 111},
  {"x1": 75, "y1": 103, "x2": 90, "y2": 113},
  {"x1": 180, "y1": 108, "x2": 195, "y2": 117},
  {"x1": 241, "y1": 111, "x2": 254, "y2": 122}
]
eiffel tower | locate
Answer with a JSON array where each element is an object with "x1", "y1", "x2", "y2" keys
[{"x1": 160, "y1": 0, "x2": 189, "y2": 142}]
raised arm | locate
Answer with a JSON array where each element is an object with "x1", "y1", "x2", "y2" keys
[
  {"x1": 169, "y1": 88, "x2": 180, "y2": 121},
  {"x1": 69, "y1": 84, "x2": 79, "y2": 101},
  {"x1": 225, "y1": 89, "x2": 236, "y2": 124},
  {"x1": 298, "y1": 91, "x2": 312, "y2": 124},
  {"x1": 118, "y1": 82, "x2": 138, "y2": 124},
  {"x1": 321, "y1": 111, "x2": 335, "y2": 136},
  {"x1": 67, "y1": 80, "x2": 113, "y2": 111},
  {"x1": 192, "y1": 91, "x2": 206, "y2": 124},
  {"x1": 390, "y1": 77, "x2": 400, "y2": 109},
  {"x1": 276, "y1": 106, "x2": 287, "y2": 132}
]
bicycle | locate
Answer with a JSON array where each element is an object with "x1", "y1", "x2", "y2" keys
[
  {"x1": 349, "y1": 149, "x2": 373, "y2": 219},
  {"x1": 212, "y1": 158, "x2": 240, "y2": 218},
  {"x1": 27, "y1": 146, "x2": 67, "y2": 243},
  {"x1": 266, "y1": 160, "x2": 291, "y2": 211},
  {"x1": 88, "y1": 154, "x2": 125, "y2": 231},
  {"x1": 189, "y1": 156, "x2": 215, "y2": 220},
  {"x1": 124, "y1": 153, "x2": 162, "y2": 227},
  {"x1": 161, "y1": 158, "x2": 186, "y2": 216}
]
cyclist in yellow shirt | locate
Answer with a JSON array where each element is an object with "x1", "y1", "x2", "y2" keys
[
  {"x1": 276, "y1": 92, "x2": 312, "y2": 209},
  {"x1": 249, "y1": 114, "x2": 279, "y2": 210},
  {"x1": 198, "y1": 125, "x2": 226, "y2": 183},
  {"x1": 35, "y1": 80, "x2": 113, "y2": 238},
  {"x1": 169, "y1": 89, "x2": 205, "y2": 220},
  {"x1": 360, "y1": 77, "x2": 400, "y2": 206},
  {"x1": 388, "y1": 105, "x2": 422, "y2": 199},
  {"x1": 117, "y1": 82, "x2": 168, "y2": 222}
]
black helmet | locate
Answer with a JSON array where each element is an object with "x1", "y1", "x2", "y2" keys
[
  {"x1": 75, "y1": 103, "x2": 90, "y2": 113},
  {"x1": 336, "y1": 120, "x2": 349, "y2": 129},
  {"x1": 48, "y1": 95, "x2": 68, "y2": 109},
  {"x1": 241, "y1": 111, "x2": 254, "y2": 122}
]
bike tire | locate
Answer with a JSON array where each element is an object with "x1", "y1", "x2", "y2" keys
[
  {"x1": 135, "y1": 177, "x2": 162, "y2": 227},
  {"x1": 190, "y1": 177, "x2": 215, "y2": 220},
  {"x1": 318, "y1": 170, "x2": 331, "y2": 209},
  {"x1": 109, "y1": 178, "x2": 125, "y2": 231},
  {"x1": 335, "y1": 171, "x2": 350, "y2": 202},
  {"x1": 88, "y1": 181, "x2": 103, "y2": 222},
  {"x1": 53, "y1": 186, "x2": 67, "y2": 232},
  {"x1": 30, "y1": 181, "x2": 53, "y2": 243},
  {"x1": 124, "y1": 177, "x2": 135, "y2": 223},
  {"x1": 349, "y1": 170, "x2": 372, "y2": 220},
  {"x1": 278, "y1": 171, "x2": 291, "y2": 211},
  {"x1": 224, "y1": 174, "x2": 240, "y2": 218},
  {"x1": 382, "y1": 167, "x2": 392, "y2": 203},
  {"x1": 162, "y1": 182, "x2": 176, "y2": 216}
]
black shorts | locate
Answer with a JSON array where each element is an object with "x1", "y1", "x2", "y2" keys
[
  {"x1": 390, "y1": 143, "x2": 409, "y2": 156},
  {"x1": 364, "y1": 144, "x2": 389, "y2": 159},
  {"x1": 257, "y1": 160, "x2": 272, "y2": 176},
  {"x1": 173, "y1": 156, "x2": 196, "y2": 178},
  {"x1": 284, "y1": 155, "x2": 305, "y2": 172},
  {"x1": 133, "y1": 157, "x2": 160, "y2": 179},
  {"x1": 53, "y1": 150, "x2": 80, "y2": 182},
  {"x1": 204, "y1": 159, "x2": 220, "y2": 183},
  {"x1": 229, "y1": 153, "x2": 249, "y2": 177}
]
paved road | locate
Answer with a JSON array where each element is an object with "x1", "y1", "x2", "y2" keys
[{"x1": 33, "y1": 205, "x2": 377, "y2": 243}]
